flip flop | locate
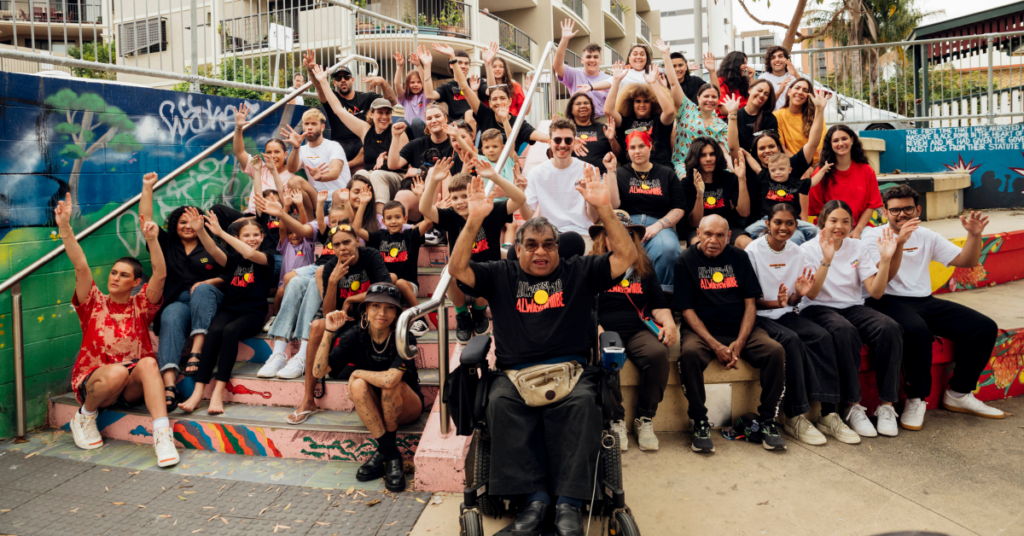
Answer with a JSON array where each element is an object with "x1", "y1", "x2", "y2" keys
[
  {"x1": 182, "y1": 353, "x2": 201, "y2": 376},
  {"x1": 165, "y1": 385, "x2": 180, "y2": 413},
  {"x1": 286, "y1": 408, "x2": 319, "y2": 425}
]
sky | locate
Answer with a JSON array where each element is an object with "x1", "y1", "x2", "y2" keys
[{"x1": 732, "y1": 0, "x2": 1022, "y2": 34}]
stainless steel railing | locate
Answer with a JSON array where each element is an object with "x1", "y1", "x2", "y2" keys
[
  {"x1": 395, "y1": 40, "x2": 557, "y2": 435},
  {"x1": 0, "y1": 53, "x2": 378, "y2": 441}
]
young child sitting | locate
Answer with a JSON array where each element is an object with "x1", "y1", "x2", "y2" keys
[
  {"x1": 744, "y1": 152, "x2": 829, "y2": 244},
  {"x1": 352, "y1": 195, "x2": 433, "y2": 335},
  {"x1": 276, "y1": 190, "x2": 315, "y2": 309},
  {"x1": 418, "y1": 155, "x2": 526, "y2": 344}
]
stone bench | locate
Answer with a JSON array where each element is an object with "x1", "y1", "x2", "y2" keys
[{"x1": 877, "y1": 172, "x2": 972, "y2": 221}]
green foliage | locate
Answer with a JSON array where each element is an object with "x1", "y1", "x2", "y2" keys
[
  {"x1": 59, "y1": 145, "x2": 88, "y2": 159},
  {"x1": 44, "y1": 88, "x2": 107, "y2": 111},
  {"x1": 173, "y1": 57, "x2": 314, "y2": 102},
  {"x1": 109, "y1": 132, "x2": 143, "y2": 153},
  {"x1": 66, "y1": 40, "x2": 117, "y2": 80},
  {"x1": 819, "y1": 65, "x2": 997, "y2": 117}
]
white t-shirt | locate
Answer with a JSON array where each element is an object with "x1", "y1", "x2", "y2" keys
[
  {"x1": 524, "y1": 158, "x2": 591, "y2": 235},
  {"x1": 799, "y1": 237, "x2": 878, "y2": 309},
  {"x1": 299, "y1": 139, "x2": 351, "y2": 193},
  {"x1": 759, "y1": 71, "x2": 796, "y2": 111},
  {"x1": 746, "y1": 236, "x2": 807, "y2": 319},
  {"x1": 292, "y1": 95, "x2": 305, "y2": 106},
  {"x1": 621, "y1": 69, "x2": 649, "y2": 88},
  {"x1": 861, "y1": 225, "x2": 961, "y2": 298}
]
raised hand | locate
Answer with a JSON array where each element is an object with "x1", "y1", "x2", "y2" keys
[
  {"x1": 359, "y1": 188, "x2": 374, "y2": 208},
  {"x1": 203, "y1": 213, "x2": 224, "y2": 237},
  {"x1": 183, "y1": 207, "x2": 205, "y2": 233},
  {"x1": 694, "y1": 170, "x2": 705, "y2": 195},
  {"x1": 281, "y1": 124, "x2": 303, "y2": 147},
  {"x1": 466, "y1": 175, "x2": 496, "y2": 222},
  {"x1": 391, "y1": 121, "x2": 408, "y2": 137},
  {"x1": 251, "y1": 153, "x2": 264, "y2": 176},
  {"x1": 703, "y1": 52, "x2": 716, "y2": 72},
  {"x1": 408, "y1": 51, "x2": 420, "y2": 66},
  {"x1": 654, "y1": 38, "x2": 671, "y2": 58},
  {"x1": 324, "y1": 309, "x2": 349, "y2": 332},
  {"x1": 878, "y1": 227, "x2": 898, "y2": 260},
  {"x1": 525, "y1": 74, "x2": 534, "y2": 90},
  {"x1": 575, "y1": 166, "x2": 611, "y2": 207},
  {"x1": 602, "y1": 151, "x2": 618, "y2": 172},
  {"x1": 432, "y1": 42, "x2": 456, "y2": 59},
  {"x1": 603, "y1": 116, "x2": 616, "y2": 141},
  {"x1": 819, "y1": 231, "x2": 836, "y2": 263},
  {"x1": 559, "y1": 18, "x2": 578, "y2": 42},
  {"x1": 417, "y1": 45, "x2": 433, "y2": 65},
  {"x1": 794, "y1": 267, "x2": 815, "y2": 297},
  {"x1": 896, "y1": 217, "x2": 920, "y2": 245},
  {"x1": 475, "y1": 157, "x2": 496, "y2": 177},
  {"x1": 139, "y1": 213, "x2": 159, "y2": 241},
  {"x1": 733, "y1": 153, "x2": 746, "y2": 178},
  {"x1": 810, "y1": 89, "x2": 831, "y2": 110},
  {"x1": 393, "y1": 51, "x2": 405, "y2": 66},
  {"x1": 961, "y1": 211, "x2": 989, "y2": 236},
  {"x1": 142, "y1": 171, "x2": 158, "y2": 191},
  {"x1": 302, "y1": 49, "x2": 316, "y2": 71},
  {"x1": 468, "y1": 74, "x2": 481, "y2": 92},
  {"x1": 643, "y1": 64, "x2": 659, "y2": 85},
  {"x1": 54, "y1": 192, "x2": 73, "y2": 228},
  {"x1": 374, "y1": 151, "x2": 388, "y2": 171},
  {"x1": 776, "y1": 283, "x2": 789, "y2": 308},
  {"x1": 288, "y1": 188, "x2": 303, "y2": 208},
  {"x1": 494, "y1": 104, "x2": 511, "y2": 125},
  {"x1": 433, "y1": 156, "x2": 454, "y2": 179},
  {"x1": 235, "y1": 102, "x2": 250, "y2": 129},
  {"x1": 722, "y1": 94, "x2": 742, "y2": 115},
  {"x1": 363, "y1": 76, "x2": 386, "y2": 89},
  {"x1": 482, "y1": 41, "x2": 498, "y2": 65},
  {"x1": 612, "y1": 61, "x2": 627, "y2": 81},
  {"x1": 572, "y1": 137, "x2": 589, "y2": 157},
  {"x1": 316, "y1": 189, "x2": 329, "y2": 205},
  {"x1": 306, "y1": 162, "x2": 330, "y2": 181},
  {"x1": 410, "y1": 175, "x2": 426, "y2": 197},
  {"x1": 310, "y1": 64, "x2": 329, "y2": 85},
  {"x1": 328, "y1": 260, "x2": 349, "y2": 285}
]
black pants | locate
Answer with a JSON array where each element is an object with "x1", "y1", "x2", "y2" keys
[
  {"x1": 196, "y1": 310, "x2": 266, "y2": 384},
  {"x1": 677, "y1": 326, "x2": 786, "y2": 422},
  {"x1": 609, "y1": 330, "x2": 670, "y2": 420},
  {"x1": 758, "y1": 313, "x2": 840, "y2": 416},
  {"x1": 867, "y1": 295, "x2": 997, "y2": 399},
  {"x1": 487, "y1": 367, "x2": 602, "y2": 500},
  {"x1": 800, "y1": 305, "x2": 903, "y2": 404}
]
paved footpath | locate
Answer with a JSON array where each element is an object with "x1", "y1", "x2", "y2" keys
[{"x1": 0, "y1": 431, "x2": 430, "y2": 536}]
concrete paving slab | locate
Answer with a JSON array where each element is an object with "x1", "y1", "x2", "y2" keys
[
  {"x1": 925, "y1": 209, "x2": 1024, "y2": 239},
  {"x1": 936, "y1": 278, "x2": 1024, "y2": 330},
  {"x1": 411, "y1": 397, "x2": 1024, "y2": 536}
]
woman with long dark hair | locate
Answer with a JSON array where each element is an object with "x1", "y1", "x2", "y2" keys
[
  {"x1": 481, "y1": 42, "x2": 526, "y2": 116},
  {"x1": 808, "y1": 125, "x2": 882, "y2": 239},
  {"x1": 591, "y1": 211, "x2": 675, "y2": 452},
  {"x1": 775, "y1": 78, "x2": 826, "y2": 170},
  {"x1": 715, "y1": 51, "x2": 754, "y2": 119},
  {"x1": 724, "y1": 78, "x2": 777, "y2": 161},
  {"x1": 566, "y1": 92, "x2": 620, "y2": 172},
  {"x1": 682, "y1": 136, "x2": 751, "y2": 248}
]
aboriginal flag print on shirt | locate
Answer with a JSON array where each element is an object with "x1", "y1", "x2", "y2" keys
[
  {"x1": 515, "y1": 279, "x2": 566, "y2": 313},
  {"x1": 616, "y1": 164, "x2": 685, "y2": 218},
  {"x1": 674, "y1": 245, "x2": 761, "y2": 337},
  {"x1": 320, "y1": 246, "x2": 391, "y2": 303},
  {"x1": 597, "y1": 270, "x2": 669, "y2": 337},
  {"x1": 221, "y1": 250, "x2": 274, "y2": 315},
  {"x1": 682, "y1": 169, "x2": 742, "y2": 226},
  {"x1": 365, "y1": 228, "x2": 424, "y2": 286}
]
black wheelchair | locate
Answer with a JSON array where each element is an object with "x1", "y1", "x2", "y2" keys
[{"x1": 449, "y1": 332, "x2": 642, "y2": 536}]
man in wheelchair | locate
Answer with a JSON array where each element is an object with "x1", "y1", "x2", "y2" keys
[{"x1": 448, "y1": 175, "x2": 637, "y2": 536}]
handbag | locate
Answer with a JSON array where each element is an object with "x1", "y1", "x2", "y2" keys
[{"x1": 504, "y1": 361, "x2": 583, "y2": 407}]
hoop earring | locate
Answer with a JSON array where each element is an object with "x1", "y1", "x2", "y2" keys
[{"x1": 361, "y1": 313, "x2": 368, "y2": 330}]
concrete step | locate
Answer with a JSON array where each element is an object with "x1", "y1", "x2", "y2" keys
[{"x1": 48, "y1": 393, "x2": 427, "y2": 463}]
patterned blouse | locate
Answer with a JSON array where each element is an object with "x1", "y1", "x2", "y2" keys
[{"x1": 671, "y1": 95, "x2": 728, "y2": 179}]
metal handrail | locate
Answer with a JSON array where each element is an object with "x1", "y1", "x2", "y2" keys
[
  {"x1": 394, "y1": 41, "x2": 556, "y2": 435},
  {"x1": 0, "y1": 53, "x2": 378, "y2": 441},
  {"x1": 788, "y1": 29, "x2": 1024, "y2": 55}
]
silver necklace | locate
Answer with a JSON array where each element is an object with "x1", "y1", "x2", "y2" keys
[{"x1": 371, "y1": 330, "x2": 393, "y2": 353}]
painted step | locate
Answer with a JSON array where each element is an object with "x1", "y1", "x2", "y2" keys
[
  {"x1": 417, "y1": 245, "x2": 450, "y2": 268},
  {"x1": 49, "y1": 393, "x2": 427, "y2": 463},
  {"x1": 239, "y1": 330, "x2": 459, "y2": 370},
  {"x1": 189, "y1": 362, "x2": 440, "y2": 412}
]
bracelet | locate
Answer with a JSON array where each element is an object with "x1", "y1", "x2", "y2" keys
[
  {"x1": 448, "y1": 59, "x2": 458, "y2": 65},
  {"x1": 820, "y1": 260, "x2": 831, "y2": 267},
  {"x1": 727, "y1": 113, "x2": 738, "y2": 120},
  {"x1": 325, "y1": 329, "x2": 337, "y2": 334}
]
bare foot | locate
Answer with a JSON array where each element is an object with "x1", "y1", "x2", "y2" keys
[
  {"x1": 178, "y1": 394, "x2": 203, "y2": 414},
  {"x1": 206, "y1": 400, "x2": 224, "y2": 415}
]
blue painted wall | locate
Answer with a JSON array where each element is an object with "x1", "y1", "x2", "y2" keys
[
  {"x1": 0, "y1": 71, "x2": 310, "y2": 438},
  {"x1": 863, "y1": 125, "x2": 1024, "y2": 210}
]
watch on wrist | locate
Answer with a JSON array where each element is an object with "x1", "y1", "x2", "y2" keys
[
  {"x1": 820, "y1": 260, "x2": 831, "y2": 267},
  {"x1": 448, "y1": 59, "x2": 458, "y2": 65}
]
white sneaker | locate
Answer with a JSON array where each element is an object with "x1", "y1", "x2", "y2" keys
[
  {"x1": 410, "y1": 319, "x2": 429, "y2": 337},
  {"x1": 785, "y1": 414, "x2": 826, "y2": 446},
  {"x1": 276, "y1": 354, "x2": 306, "y2": 379},
  {"x1": 634, "y1": 417, "x2": 659, "y2": 451},
  {"x1": 943, "y1": 390, "x2": 1005, "y2": 419},
  {"x1": 844, "y1": 404, "x2": 877, "y2": 438},
  {"x1": 70, "y1": 410, "x2": 103, "y2": 450},
  {"x1": 874, "y1": 404, "x2": 899, "y2": 437},
  {"x1": 257, "y1": 352, "x2": 289, "y2": 378},
  {"x1": 263, "y1": 316, "x2": 276, "y2": 333},
  {"x1": 815, "y1": 412, "x2": 861, "y2": 444},
  {"x1": 901, "y1": 398, "x2": 927, "y2": 431},
  {"x1": 153, "y1": 427, "x2": 180, "y2": 468},
  {"x1": 610, "y1": 420, "x2": 628, "y2": 451}
]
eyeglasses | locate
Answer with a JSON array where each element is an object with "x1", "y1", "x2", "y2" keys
[
  {"x1": 369, "y1": 283, "x2": 402, "y2": 300},
  {"x1": 521, "y1": 240, "x2": 559, "y2": 252},
  {"x1": 887, "y1": 206, "x2": 918, "y2": 215},
  {"x1": 551, "y1": 137, "x2": 573, "y2": 146}
]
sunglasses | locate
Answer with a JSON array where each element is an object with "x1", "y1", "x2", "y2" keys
[
  {"x1": 551, "y1": 137, "x2": 574, "y2": 146},
  {"x1": 521, "y1": 240, "x2": 558, "y2": 252},
  {"x1": 753, "y1": 129, "x2": 777, "y2": 137},
  {"x1": 333, "y1": 73, "x2": 353, "y2": 81},
  {"x1": 887, "y1": 206, "x2": 918, "y2": 215},
  {"x1": 369, "y1": 283, "x2": 402, "y2": 300}
]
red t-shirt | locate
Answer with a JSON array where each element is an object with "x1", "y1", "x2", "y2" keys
[
  {"x1": 717, "y1": 78, "x2": 748, "y2": 119},
  {"x1": 808, "y1": 161, "x2": 883, "y2": 222},
  {"x1": 71, "y1": 282, "x2": 162, "y2": 399}
]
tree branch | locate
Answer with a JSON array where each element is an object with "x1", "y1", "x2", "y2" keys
[
  {"x1": 735, "y1": 0, "x2": 790, "y2": 30},
  {"x1": 85, "y1": 127, "x2": 118, "y2": 158},
  {"x1": 796, "y1": 9, "x2": 845, "y2": 43}
]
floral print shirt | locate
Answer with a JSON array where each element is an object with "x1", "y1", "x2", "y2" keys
[{"x1": 672, "y1": 95, "x2": 728, "y2": 179}]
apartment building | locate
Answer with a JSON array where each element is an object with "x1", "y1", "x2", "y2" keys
[
  {"x1": 650, "y1": 0, "x2": 731, "y2": 63},
  {"x1": 735, "y1": 28, "x2": 778, "y2": 71}
]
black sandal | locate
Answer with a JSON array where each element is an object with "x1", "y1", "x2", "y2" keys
[
  {"x1": 183, "y1": 353, "x2": 201, "y2": 376},
  {"x1": 165, "y1": 385, "x2": 180, "y2": 413}
]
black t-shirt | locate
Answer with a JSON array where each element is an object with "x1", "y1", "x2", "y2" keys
[
  {"x1": 365, "y1": 227, "x2": 424, "y2": 285},
  {"x1": 597, "y1": 269, "x2": 668, "y2": 337},
  {"x1": 315, "y1": 223, "x2": 342, "y2": 266},
  {"x1": 328, "y1": 327, "x2": 422, "y2": 398},
  {"x1": 468, "y1": 254, "x2": 618, "y2": 368},
  {"x1": 681, "y1": 75, "x2": 706, "y2": 105},
  {"x1": 221, "y1": 250, "x2": 275, "y2": 315},
  {"x1": 473, "y1": 105, "x2": 536, "y2": 151},
  {"x1": 573, "y1": 121, "x2": 613, "y2": 172},
  {"x1": 736, "y1": 108, "x2": 779, "y2": 154},
  {"x1": 323, "y1": 90, "x2": 381, "y2": 146},
  {"x1": 320, "y1": 247, "x2": 391, "y2": 305},
  {"x1": 255, "y1": 212, "x2": 281, "y2": 247},
  {"x1": 673, "y1": 245, "x2": 762, "y2": 337},
  {"x1": 399, "y1": 135, "x2": 464, "y2": 174},
  {"x1": 151, "y1": 228, "x2": 222, "y2": 331},
  {"x1": 618, "y1": 115, "x2": 673, "y2": 167},
  {"x1": 435, "y1": 199, "x2": 510, "y2": 262},
  {"x1": 362, "y1": 127, "x2": 407, "y2": 173},
  {"x1": 682, "y1": 168, "x2": 742, "y2": 226},
  {"x1": 616, "y1": 163, "x2": 687, "y2": 218},
  {"x1": 758, "y1": 150, "x2": 812, "y2": 217},
  {"x1": 436, "y1": 80, "x2": 472, "y2": 120}
]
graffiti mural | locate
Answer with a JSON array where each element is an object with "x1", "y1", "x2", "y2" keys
[{"x1": 0, "y1": 71, "x2": 308, "y2": 439}]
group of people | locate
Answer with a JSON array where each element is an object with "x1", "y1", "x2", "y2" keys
[{"x1": 60, "y1": 29, "x2": 1007, "y2": 536}]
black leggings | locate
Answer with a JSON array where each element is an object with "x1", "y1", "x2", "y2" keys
[{"x1": 196, "y1": 310, "x2": 266, "y2": 384}]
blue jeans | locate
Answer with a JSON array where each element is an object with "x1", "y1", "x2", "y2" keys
[
  {"x1": 745, "y1": 217, "x2": 819, "y2": 245},
  {"x1": 157, "y1": 285, "x2": 223, "y2": 372},
  {"x1": 631, "y1": 214, "x2": 681, "y2": 293},
  {"x1": 268, "y1": 273, "x2": 322, "y2": 342},
  {"x1": 395, "y1": 116, "x2": 424, "y2": 141}
]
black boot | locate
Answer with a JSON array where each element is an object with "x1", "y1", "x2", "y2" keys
[
  {"x1": 513, "y1": 501, "x2": 548, "y2": 532},
  {"x1": 384, "y1": 458, "x2": 406, "y2": 492},
  {"x1": 356, "y1": 451, "x2": 386, "y2": 481},
  {"x1": 554, "y1": 503, "x2": 584, "y2": 536}
]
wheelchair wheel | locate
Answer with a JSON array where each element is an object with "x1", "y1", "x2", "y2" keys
[
  {"x1": 611, "y1": 511, "x2": 641, "y2": 536},
  {"x1": 460, "y1": 509, "x2": 484, "y2": 536},
  {"x1": 602, "y1": 432, "x2": 623, "y2": 491},
  {"x1": 465, "y1": 428, "x2": 504, "y2": 517}
]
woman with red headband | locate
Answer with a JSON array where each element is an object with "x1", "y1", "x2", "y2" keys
[{"x1": 611, "y1": 130, "x2": 686, "y2": 293}]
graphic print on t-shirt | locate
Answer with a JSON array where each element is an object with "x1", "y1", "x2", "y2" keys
[
  {"x1": 470, "y1": 226, "x2": 489, "y2": 255},
  {"x1": 628, "y1": 176, "x2": 662, "y2": 195},
  {"x1": 516, "y1": 279, "x2": 565, "y2": 313},
  {"x1": 704, "y1": 187, "x2": 726, "y2": 210},
  {"x1": 379, "y1": 239, "x2": 409, "y2": 263},
  {"x1": 624, "y1": 118, "x2": 654, "y2": 135},
  {"x1": 698, "y1": 265, "x2": 739, "y2": 290},
  {"x1": 337, "y1": 270, "x2": 370, "y2": 299},
  {"x1": 266, "y1": 216, "x2": 281, "y2": 230},
  {"x1": 200, "y1": 257, "x2": 215, "y2": 271},
  {"x1": 765, "y1": 184, "x2": 797, "y2": 203},
  {"x1": 606, "y1": 271, "x2": 642, "y2": 294},
  {"x1": 230, "y1": 265, "x2": 256, "y2": 288}
]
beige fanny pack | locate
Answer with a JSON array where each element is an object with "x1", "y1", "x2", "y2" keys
[{"x1": 504, "y1": 361, "x2": 583, "y2": 407}]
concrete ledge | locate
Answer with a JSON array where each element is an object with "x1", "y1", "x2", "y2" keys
[
  {"x1": 861, "y1": 137, "x2": 886, "y2": 174},
  {"x1": 878, "y1": 172, "x2": 972, "y2": 221}
]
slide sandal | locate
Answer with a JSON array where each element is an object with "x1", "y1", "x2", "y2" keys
[
  {"x1": 165, "y1": 385, "x2": 180, "y2": 413},
  {"x1": 286, "y1": 408, "x2": 319, "y2": 425},
  {"x1": 182, "y1": 353, "x2": 201, "y2": 376}
]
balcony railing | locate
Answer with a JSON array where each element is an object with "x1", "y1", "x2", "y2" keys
[
  {"x1": 609, "y1": 0, "x2": 623, "y2": 23},
  {"x1": 605, "y1": 43, "x2": 621, "y2": 65},
  {"x1": 480, "y1": 10, "x2": 533, "y2": 62},
  {"x1": 565, "y1": 48, "x2": 582, "y2": 69},
  {"x1": 364, "y1": 0, "x2": 470, "y2": 40},
  {"x1": 0, "y1": 0, "x2": 102, "y2": 24},
  {"x1": 561, "y1": 0, "x2": 583, "y2": 20},
  {"x1": 637, "y1": 15, "x2": 649, "y2": 43},
  {"x1": 221, "y1": 9, "x2": 300, "y2": 54}
]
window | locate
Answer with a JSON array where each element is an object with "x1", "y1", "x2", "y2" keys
[{"x1": 118, "y1": 17, "x2": 167, "y2": 56}]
